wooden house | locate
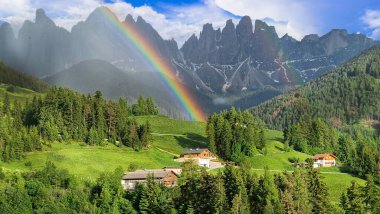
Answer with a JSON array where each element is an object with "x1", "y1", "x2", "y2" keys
[
  {"x1": 313, "y1": 153, "x2": 337, "y2": 167},
  {"x1": 180, "y1": 148, "x2": 215, "y2": 159},
  {"x1": 121, "y1": 169, "x2": 178, "y2": 190}
]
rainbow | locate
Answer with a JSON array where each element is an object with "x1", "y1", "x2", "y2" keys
[{"x1": 99, "y1": 7, "x2": 206, "y2": 121}]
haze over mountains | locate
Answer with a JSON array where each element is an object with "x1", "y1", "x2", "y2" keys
[{"x1": 0, "y1": 7, "x2": 377, "y2": 118}]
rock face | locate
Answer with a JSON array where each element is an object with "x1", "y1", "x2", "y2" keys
[
  {"x1": 178, "y1": 18, "x2": 376, "y2": 95},
  {"x1": 16, "y1": 9, "x2": 72, "y2": 77},
  {"x1": 0, "y1": 7, "x2": 182, "y2": 77},
  {"x1": 0, "y1": 8, "x2": 376, "y2": 115}
]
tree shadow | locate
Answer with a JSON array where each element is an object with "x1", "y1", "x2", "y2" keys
[
  {"x1": 275, "y1": 145, "x2": 284, "y2": 152},
  {"x1": 185, "y1": 133, "x2": 207, "y2": 144},
  {"x1": 374, "y1": 124, "x2": 380, "y2": 136},
  {"x1": 174, "y1": 133, "x2": 208, "y2": 150}
]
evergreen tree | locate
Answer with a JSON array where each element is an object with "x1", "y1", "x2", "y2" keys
[
  {"x1": 259, "y1": 168, "x2": 283, "y2": 214},
  {"x1": 306, "y1": 162, "x2": 331, "y2": 213},
  {"x1": 2, "y1": 93, "x2": 10, "y2": 115},
  {"x1": 363, "y1": 175, "x2": 380, "y2": 213},
  {"x1": 292, "y1": 169, "x2": 311, "y2": 214},
  {"x1": 343, "y1": 181, "x2": 366, "y2": 214}
]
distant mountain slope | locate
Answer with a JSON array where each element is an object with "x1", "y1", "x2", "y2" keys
[
  {"x1": 0, "y1": 62, "x2": 48, "y2": 92},
  {"x1": 45, "y1": 59, "x2": 208, "y2": 120},
  {"x1": 252, "y1": 45, "x2": 380, "y2": 130}
]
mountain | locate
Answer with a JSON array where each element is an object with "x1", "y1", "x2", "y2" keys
[
  {"x1": 178, "y1": 17, "x2": 376, "y2": 96},
  {"x1": 0, "y1": 8, "x2": 182, "y2": 78},
  {"x1": 45, "y1": 59, "x2": 209, "y2": 119},
  {"x1": 252, "y1": 45, "x2": 380, "y2": 130},
  {"x1": 0, "y1": 62, "x2": 48, "y2": 92},
  {"x1": 0, "y1": 8, "x2": 376, "y2": 118}
]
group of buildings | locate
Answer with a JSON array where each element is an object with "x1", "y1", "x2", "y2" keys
[
  {"x1": 121, "y1": 148, "x2": 215, "y2": 190},
  {"x1": 121, "y1": 147, "x2": 337, "y2": 190}
]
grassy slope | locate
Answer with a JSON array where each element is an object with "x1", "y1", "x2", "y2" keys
[
  {"x1": 2, "y1": 143, "x2": 179, "y2": 180},
  {"x1": 0, "y1": 84, "x2": 43, "y2": 105},
  {"x1": 136, "y1": 115, "x2": 207, "y2": 155},
  {"x1": 253, "y1": 129, "x2": 366, "y2": 204},
  {"x1": 0, "y1": 97, "x2": 366, "y2": 202},
  {"x1": 1, "y1": 116, "x2": 205, "y2": 179}
]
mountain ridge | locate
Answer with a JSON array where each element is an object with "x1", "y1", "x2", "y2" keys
[{"x1": 0, "y1": 7, "x2": 377, "y2": 118}]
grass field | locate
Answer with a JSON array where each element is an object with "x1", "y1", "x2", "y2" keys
[
  {"x1": 250, "y1": 129, "x2": 367, "y2": 204},
  {"x1": 1, "y1": 142, "x2": 180, "y2": 180},
  {"x1": 0, "y1": 111, "x2": 367, "y2": 203},
  {"x1": 0, "y1": 83, "x2": 43, "y2": 104},
  {"x1": 136, "y1": 116, "x2": 208, "y2": 155}
]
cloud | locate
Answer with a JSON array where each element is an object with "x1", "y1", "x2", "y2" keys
[
  {"x1": 0, "y1": 0, "x2": 330, "y2": 46},
  {"x1": 0, "y1": 0, "x2": 236, "y2": 45},
  {"x1": 214, "y1": 0, "x2": 321, "y2": 40},
  {"x1": 361, "y1": 10, "x2": 380, "y2": 39}
]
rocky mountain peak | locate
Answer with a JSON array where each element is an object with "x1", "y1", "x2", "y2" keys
[
  {"x1": 136, "y1": 16, "x2": 147, "y2": 25},
  {"x1": 253, "y1": 19, "x2": 279, "y2": 41},
  {"x1": 281, "y1": 34, "x2": 297, "y2": 42},
  {"x1": 35, "y1": 8, "x2": 54, "y2": 26},
  {"x1": 237, "y1": 16, "x2": 253, "y2": 33},
  {"x1": 302, "y1": 34, "x2": 320, "y2": 42},
  {"x1": 124, "y1": 14, "x2": 135, "y2": 24},
  {"x1": 0, "y1": 22, "x2": 14, "y2": 36}
]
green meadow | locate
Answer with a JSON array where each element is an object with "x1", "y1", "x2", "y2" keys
[
  {"x1": 0, "y1": 96, "x2": 367, "y2": 204},
  {"x1": 1, "y1": 142, "x2": 180, "y2": 180},
  {"x1": 248, "y1": 129, "x2": 367, "y2": 204}
]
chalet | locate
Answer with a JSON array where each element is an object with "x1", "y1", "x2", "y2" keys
[
  {"x1": 121, "y1": 169, "x2": 178, "y2": 190},
  {"x1": 180, "y1": 148, "x2": 215, "y2": 159},
  {"x1": 313, "y1": 153, "x2": 337, "y2": 168},
  {"x1": 180, "y1": 148, "x2": 216, "y2": 168}
]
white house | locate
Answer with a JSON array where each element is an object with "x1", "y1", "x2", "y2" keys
[{"x1": 313, "y1": 153, "x2": 337, "y2": 168}]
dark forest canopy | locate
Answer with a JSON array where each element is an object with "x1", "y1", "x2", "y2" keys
[
  {"x1": 1, "y1": 160, "x2": 379, "y2": 213},
  {"x1": 252, "y1": 45, "x2": 380, "y2": 130},
  {"x1": 206, "y1": 108, "x2": 266, "y2": 163}
]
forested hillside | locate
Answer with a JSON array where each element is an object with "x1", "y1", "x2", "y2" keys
[
  {"x1": 0, "y1": 87, "x2": 159, "y2": 162},
  {"x1": 0, "y1": 62, "x2": 48, "y2": 92},
  {"x1": 252, "y1": 45, "x2": 380, "y2": 130}
]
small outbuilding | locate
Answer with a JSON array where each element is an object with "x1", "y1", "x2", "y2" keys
[{"x1": 313, "y1": 153, "x2": 337, "y2": 168}]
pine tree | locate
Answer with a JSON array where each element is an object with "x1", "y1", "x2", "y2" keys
[
  {"x1": 206, "y1": 121, "x2": 217, "y2": 154},
  {"x1": 221, "y1": 120, "x2": 232, "y2": 160},
  {"x1": 259, "y1": 168, "x2": 283, "y2": 214},
  {"x1": 344, "y1": 181, "x2": 365, "y2": 214},
  {"x1": 86, "y1": 128, "x2": 100, "y2": 145},
  {"x1": 138, "y1": 186, "x2": 149, "y2": 214},
  {"x1": 106, "y1": 102, "x2": 117, "y2": 139},
  {"x1": 127, "y1": 119, "x2": 140, "y2": 150},
  {"x1": 3, "y1": 93, "x2": 10, "y2": 115},
  {"x1": 306, "y1": 163, "x2": 331, "y2": 213},
  {"x1": 363, "y1": 175, "x2": 380, "y2": 213},
  {"x1": 292, "y1": 169, "x2": 311, "y2": 214}
]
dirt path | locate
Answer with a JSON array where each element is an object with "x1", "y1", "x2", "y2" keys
[{"x1": 154, "y1": 146, "x2": 180, "y2": 157}]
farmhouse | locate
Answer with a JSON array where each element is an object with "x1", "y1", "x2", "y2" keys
[
  {"x1": 121, "y1": 169, "x2": 178, "y2": 190},
  {"x1": 180, "y1": 148, "x2": 215, "y2": 159},
  {"x1": 180, "y1": 148, "x2": 216, "y2": 168},
  {"x1": 313, "y1": 153, "x2": 337, "y2": 168}
]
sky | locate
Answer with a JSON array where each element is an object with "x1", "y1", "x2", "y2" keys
[{"x1": 0, "y1": 0, "x2": 380, "y2": 45}]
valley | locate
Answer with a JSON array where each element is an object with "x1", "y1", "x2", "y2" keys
[{"x1": 0, "y1": 2, "x2": 380, "y2": 213}]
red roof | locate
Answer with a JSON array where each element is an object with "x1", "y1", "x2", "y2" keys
[{"x1": 313, "y1": 153, "x2": 336, "y2": 160}]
